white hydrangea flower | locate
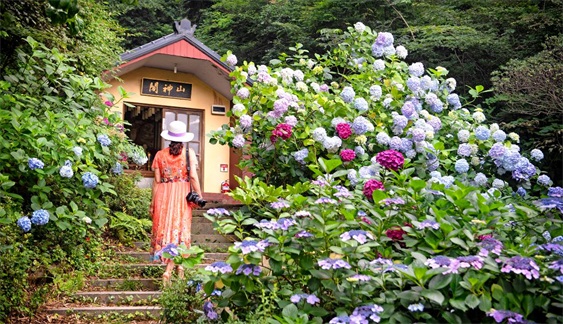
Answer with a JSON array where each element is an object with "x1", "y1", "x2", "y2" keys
[{"x1": 472, "y1": 111, "x2": 486, "y2": 123}]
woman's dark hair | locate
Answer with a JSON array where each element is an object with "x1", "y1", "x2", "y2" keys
[{"x1": 169, "y1": 142, "x2": 183, "y2": 156}]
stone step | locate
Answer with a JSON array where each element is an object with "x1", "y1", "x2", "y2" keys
[
  {"x1": 73, "y1": 291, "x2": 161, "y2": 304},
  {"x1": 46, "y1": 305, "x2": 161, "y2": 316},
  {"x1": 194, "y1": 242, "x2": 232, "y2": 252},
  {"x1": 90, "y1": 278, "x2": 160, "y2": 291},
  {"x1": 193, "y1": 234, "x2": 235, "y2": 244},
  {"x1": 116, "y1": 251, "x2": 229, "y2": 263}
]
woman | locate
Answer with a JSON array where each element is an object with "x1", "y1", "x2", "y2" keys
[{"x1": 150, "y1": 120, "x2": 202, "y2": 284}]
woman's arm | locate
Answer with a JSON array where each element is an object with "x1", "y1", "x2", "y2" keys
[{"x1": 188, "y1": 148, "x2": 203, "y2": 196}]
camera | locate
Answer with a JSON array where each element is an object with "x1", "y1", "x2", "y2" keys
[{"x1": 186, "y1": 191, "x2": 207, "y2": 208}]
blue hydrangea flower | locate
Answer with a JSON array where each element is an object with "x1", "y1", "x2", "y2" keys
[
  {"x1": 512, "y1": 158, "x2": 536, "y2": 181},
  {"x1": 406, "y1": 77, "x2": 421, "y2": 94},
  {"x1": 111, "y1": 162, "x2": 123, "y2": 175},
  {"x1": 420, "y1": 75, "x2": 438, "y2": 91},
  {"x1": 474, "y1": 126, "x2": 490, "y2": 141},
  {"x1": 501, "y1": 150, "x2": 522, "y2": 171},
  {"x1": 408, "y1": 303, "x2": 424, "y2": 312},
  {"x1": 392, "y1": 114, "x2": 408, "y2": 131},
  {"x1": 447, "y1": 93, "x2": 461, "y2": 109},
  {"x1": 351, "y1": 116, "x2": 374, "y2": 135},
  {"x1": 474, "y1": 173, "x2": 488, "y2": 186},
  {"x1": 82, "y1": 172, "x2": 99, "y2": 189},
  {"x1": 424, "y1": 93, "x2": 444, "y2": 113},
  {"x1": 155, "y1": 243, "x2": 179, "y2": 258},
  {"x1": 516, "y1": 187, "x2": 527, "y2": 197},
  {"x1": 340, "y1": 86, "x2": 355, "y2": 103},
  {"x1": 492, "y1": 130, "x2": 507, "y2": 142},
  {"x1": 389, "y1": 136, "x2": 402, "y2": 151},
  {"x1": 488, "y1": 309, "x2": 526, "y2": 324},
  {"x1": 530, "y1": 149, "x2": 544, "y2": 161},
  {"x1": 538, "y1": 174, "x2": 552, "y2": 186},
  {"x1": 492, "y1": 179, "x2": 505, "y2": 189},
  {"x1": 73, "y1": 146, "x2": 83, "y2": 157},
  {"x1": 97, "y1": 134, "x2": 111, "y2": 147},
  {"x1": 548, "y1": 187, "x2": 563, "y2": 198},
  {"x1": 350, "y1": 304, "x2": 384, "y2": 323},
  {"x1": 455, "y1": 159, "x2": 470, "y2": 173},
  {"x1": 31, "y1": 209, "x2": 50, "y2": 226},
  {"x1": 457, "y1": 255, "x2": 484, "y2": 270},
  {"x1": 401, "y1": 102, "x2": 416, "y2": 119},
  {"x1": 59, "y1": 160, "x2": 74, "y2": 178},
  {"x1": 17, "y1": 216, "x2": 32, "y2": 232},
  {"x1": 28, "y1": 158, "x2": 44, "y2": 170}
]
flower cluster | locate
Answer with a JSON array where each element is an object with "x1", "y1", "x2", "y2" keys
[
  {"x1": 254, "y1": 218, "x2": 295, "y2": 231},
  {"x1": 59, "y1": 160, "x2": 74, "y2": 178},
  {"x1": 206, "y1": 261, "x2": 233, "y2": 274},
  {"x1": 82, "y1": 172, "x2": 99, "y2": 189},
  {"x1": 363, "y1": 179, "x2": 384, "y2": 200},
  {"x1": 206, "y1": 208, "x2": 230, "y2": 216},
  {"x1": 290, "y1": 293, "x2": 320, "y2": 305},
  {"x1": 235, "y1": 264, "x2": 262, "y2": 276},
  {"x1": 233, "y1": 239, "x2": 270, "y2": 254},
  {"x1": 318, "y1": 257, "x2": 352, "y2": 270},
  {"x1": 28, "y1": 158, "x2": 44, "y2": 170},
  {"x1": 340, "y1": 230, "x2": 374, "y2": 244},
  {"x1": 31, "y1": 209, "x2": 50, "y2": 226},
  {"x1": 97, "y1": 134, "x2": 111, "y2": 146},
  {"x1": 500, "y1": 256, "x2": 540, "y2": 280}
]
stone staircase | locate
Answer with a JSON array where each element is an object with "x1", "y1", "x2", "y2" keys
[{"x1": 43, "y1": 203, "x2": 240, "y2": 323}]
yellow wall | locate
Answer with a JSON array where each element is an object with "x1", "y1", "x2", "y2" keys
[{"x1": 106, "y1": 67, "x2": 231, "y2": 193}]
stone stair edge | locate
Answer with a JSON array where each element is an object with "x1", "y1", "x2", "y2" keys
[{"x1": 46, "y1": 305, "x2": 161, "y2": 316}]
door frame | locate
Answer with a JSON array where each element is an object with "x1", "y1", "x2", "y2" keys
[{"x1": 123, "y1": 102, "x2": 205, "y2": 191}]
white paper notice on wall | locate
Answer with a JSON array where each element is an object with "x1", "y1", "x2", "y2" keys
[{"x1": 220, "y1": 164, "x2": 228, "y2": 172}]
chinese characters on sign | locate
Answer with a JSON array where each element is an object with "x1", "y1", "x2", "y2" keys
[{"x1": 141, "y1": 78, "x2": 192, "y2": 99}]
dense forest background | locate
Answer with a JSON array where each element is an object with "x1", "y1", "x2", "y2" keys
[{"x1": 1, "y1": 0, "x2": 562, "y2": 184}]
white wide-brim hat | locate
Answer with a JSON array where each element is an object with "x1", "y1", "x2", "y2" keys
[{"x1": 161, "y1": 120, "x2": 194, "y2": 142}]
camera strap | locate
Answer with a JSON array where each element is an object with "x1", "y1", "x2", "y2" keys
[{"x1": 185, "y1": 147, "x2": 193, "y2": 191}]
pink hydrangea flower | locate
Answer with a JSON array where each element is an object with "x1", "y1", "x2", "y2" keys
[
  {"x1": 270, "y1": 123, "x2": 293, "y2": 142},
  {"x1": 363, "y1": 179, "x2": 384, "y2": 200},
  {"x1": 336, "y1": 123, "x2": 352, "y2": 139},
  {"x1": 340, "y1": 149, "x2": 356, "y2": 162},
  {"x1": 376, "y1": 149, "x2": 405, "y2": 171}
]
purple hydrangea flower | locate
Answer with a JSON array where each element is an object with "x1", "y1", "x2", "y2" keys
[
  {"x1": 416, "y1": 219, "x2": 440, "y2": 230},
  {"x1": 203, "y1": 301, "x2": 218, "y2": 320},
  {"x1": 155, "y1": 243, "x2": 179, "y2": 258},
  {"x1": 548, "y1": 187, "x2": 563, "y2": 198},
  {"x1": 233, "y1": 134, "x2": 245, "y2": 148},
  {"x1": 489, "y1": 143, "x2": 507, "y2": 159},
  {"x1": 500, "y1": 256, "x2": 540, "y2": 280},
  {"x1": 341, "y1": 86, "x2": 355, "y2": 103},
  {"x1": 340, "y1": 230, "x2": 374, "y2": 244},
  {"x1": 236, "y1": 264, "x2": 262, "y2": 276},
  {"x1": 270, "y1": 199, "x2": 290, "y2": 209},
  {"x1": 487, "y1": 309, "x2": 527, "y2": 324},
  {"x1": 381, "y1": 197, "x2": 405, "y2": 206},
  {"x1": 537, "y1": 243, "x2": 563, "y2": 256},
  {"x1": 479, "y1": 237, "x2": 503, "y2": 257},
  {"x1": 538, "y1": 174, "x2": 552, "y2": 186},
  {"x1": 234, "y1": 239, "x2": 270, "y2": 254},
  {"x1": 425, "y1": 256, "x2": 460, "y2": 274},
  {"x1": 329, "y1": 316, "x2": 350, "y2": 324},
  {"x1": 315, "y1": 197, "x2": 337, "y2": 204},
  {"x1": 318, "y1": 258, "x2": 352, "y2": 270},
  {"x1": 549, "y1": 260, "x2": 563, "y2": 274},
  {"x1": 349, "y1": 274, "x2": 372, "y2": 282},
  {"x1": 206, "y1": 208, "x2": 230, "y2": 216},
  {"x1": 205, "y1": 261, "x2": 233, "y2": 274},
  {"x1": 409, "y1": 62, "x2": 424, "y2": 77},
  {"x1": 295, "y1": 230, "x2": 313, "y2": 238},
  {"x1": 457, "y1": 255, "x2": 484, "y2": 270},
  {"x1": 350, "y1": 304, "x2": 384, "y2": 323}
]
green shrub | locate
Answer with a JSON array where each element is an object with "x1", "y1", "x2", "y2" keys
[{"x1": 159, "y1": 271, "x2": 206, "y2": 323}]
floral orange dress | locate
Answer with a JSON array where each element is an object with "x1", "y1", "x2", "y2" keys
[{"x1": 150, "y1": 148, "x2": 192, "y2": 262}]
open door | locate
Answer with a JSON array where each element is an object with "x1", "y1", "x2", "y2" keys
[{"x1": 162, "y1": 109, "x2": 204, "y2": 190}]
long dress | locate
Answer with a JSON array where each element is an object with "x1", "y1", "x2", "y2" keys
[{"x1": 150, "y1": 147, "x2": 192, "y2": 262}]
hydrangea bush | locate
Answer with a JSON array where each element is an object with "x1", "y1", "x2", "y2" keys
[{"x1": 196, "y1": 23, "x2": 563, "y2": 323}]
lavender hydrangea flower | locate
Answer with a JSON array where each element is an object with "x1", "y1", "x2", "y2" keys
[
  {"x1": 425, "y1": 256, "x2": 460, "y2": 274},
  {"x1": 206, "y1": 208, "x2": 230, "y2": 216},
  {"x1": 530, "y1": 149, "x2": 544, "y2": 161},
  {"x1": 236, "y1": 264, "x2": 262, "y2": 276},
  {"x1": 239, "y1": 114, "x2": 252, "y2": 129},
  {"x1": 293, "y1": 148, "x2": 309, "y2": 164},
  {"x1": 408, "y1": 303, "x2": 424, "y2": 312},
  {"x1": 474, "y1": 173, "x2": 488, "y2": 186},
  {"x1": 329, "y1": 315, "x2": 350, "y2": 324},
  {"x1": 396, "y1": 45, "x2": 408, "y2": 59},
  {"x1": 315, "y1": 197, "x2": 337, "y2": 204},
  {"x1": 234, "y1": 239, "x2": 270, "y2": 254},
  {"x1": 537, "y1": 174, "x2": 552, "y2": 186},
  {"x1": 340, "y1": 230, "x2": 374, "y2": 244},
  {"x1": 348, "y1": 274, "x2": 372, "y2": 282},
  {"x1": 290, "y1": 293, "x2": 320, "y2": 305},
  {"x1": 236, "y1": 87, "x2": 250, "y2": 99},
  {"x1": 457, "y1": 143, "x2": 473, "y2": 157},
  {"x1": 381, "y1": 197, "x2": 406, "y2": 206},
  {"x1": 500, "y1": 256, "x2": 540, "y2": 280},
  {"x1": 28, "y1": 158, "x2": 44, "y2": 170},
  {"x1": 488, "y1": 309, "x2": 527, "y2": 324},
  {"x1": 270, "y1": 199, "x2": 290, "y2": 209},
  {"x1": 376, "y1": 132, "x2": 391, "y2": 145},
  {"x1": 492, "y1": 130, "x2": 507, "y2": 142},
  {"x1": 312, "y1": 127, "x2": 327, "y2": 142},
  {"x1": 548, "y1": 187, "x2": 563, "y2": 198},
  {"x1": 479, "y1": 237, "x2": 503, "y2": 257},
  {"x1": 232, "y1": 134, "x2": 246, "y2": 148},
  {"x1": 416, "y1": 219, "x2": 440, "y2": 230},
  {"x1": 294, "y1": 210, "x2": 311, "y2": 217},
  {"x1": 548, "y1": 260, "x2": 563, "y2": 274},
  {"x1": 351, "y1": 116, "x2": 374, "y2": 135},
  {"x1": 203, "y1": 301, "x2": 218, "y2": 320},
  {"x1": 447, "y1": 93, "x2": 461, "y2": 109},
  {"x1": 225, "y1": 54, "x2": 237, "y2": 67},
  {"x1": 205, "y1": 261, "x2": 233, "y2": 274},
  {"x1": 489, "y1": 143, "x2": 507, "y2": 159},
  {"x1": 82, "y1": 172, "x2": 99, "y2": 189},
  {"x1": 17, "y1": 216, "x2": 32, "y2": 232},
  {"x1": 409, "y1": 62, "x2": 424, "y2": 77},
  {"x1": 340, "y1": 86, "x2": 355, "y2": 103},
  {"x1": 97, "y1": 134, "x2": 111, "y2": 147},
  {"x1": 354, "y1": 98, "x2": 369, "y2": 112},
  {"x1": 295, "y1": 230, "x2": 313, "y2": 238},
  {"x1": 155, "y1": 243, "x2": 179, "y2": 258},
  {"x1": 318, "y1": 258, "x2": 352, "y2": 270},
  {"x1": 457, "y1": 255, "x2": 484, "y2": 270},
  {"x1": 350, "y1": 304, "x2": 384, "y2": 323},
  {"x1": 370, "y1": 85, "x2": 382, "y2": 99}
]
